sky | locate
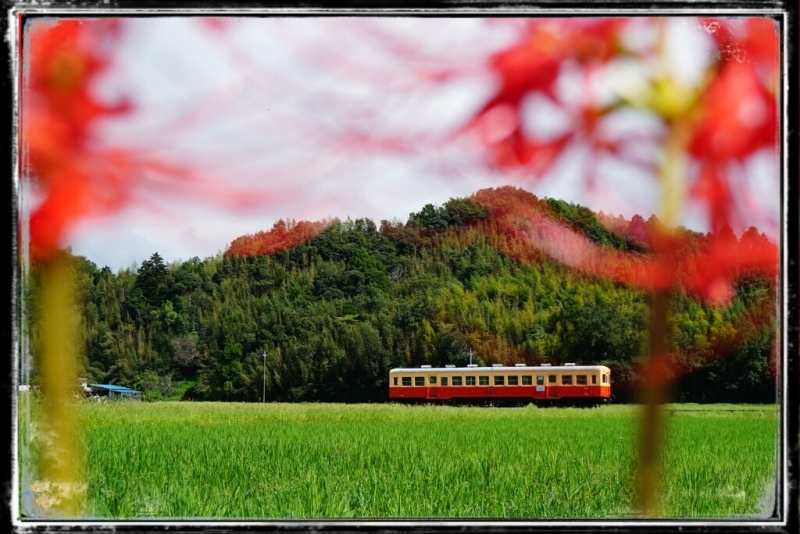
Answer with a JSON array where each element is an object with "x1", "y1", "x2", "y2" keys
[{"x1": 22, "y1": 16, "x2": 781, "y2": 271}]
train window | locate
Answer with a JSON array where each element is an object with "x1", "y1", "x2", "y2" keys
[
  {"x1": 479, "y1": 376, "x2": 489, "y2": 386},
  {"x1": 592, "y1": 375, "x2": 597, "y2": 385},
  {"x1": 393, "y1": 377, "x2": 398, "y2": 386},
  {"x1": 402, "y1": 377, "x2": 411, "y2": 386},
  {"x1": 441, "y1": 377, "x2": 448, "y2": 386},
  {"x1": 508, "y1": 376, "x2": 519, "y2": 386},
  {"x1": 453, "y1": 376, "x2": 463, "y2": 386},
  {"x1": 429, "y1": 376, "x2": 437, "y2": 385},
  {"x1": 466, "y1": 376, "x2": 476, "y2": 386},
  {"x1": 548, "y1": 375, "x2": 556, "y2": 384},
  {"x1": 576, "y1": 375, "x2": 587, "y2": 385},
  {"x1": 536, "y1": 376, "x2": 544, "y2": 386},
  {"x1": 602, "y1": 374, "x2": 608, "y2": 384},
  {"x1": 562, "y1": 375, "x2": 573, "y2": 385},
  {"x1": 522, "y1": 376, "x2": 533, "y2": 385},
  {"x1": 415, "y1": 377, "x2": 425, "y2": 387},
  {"x1": 494, "y1": 376, "x2": 504, "y2": 386}
]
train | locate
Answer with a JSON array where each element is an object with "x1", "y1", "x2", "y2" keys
[{"x1": 388, "y1": 363, "x2": 612, "y2": 406}]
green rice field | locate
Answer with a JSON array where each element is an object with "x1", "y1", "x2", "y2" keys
[{"x1": 18, "y1": 399, "x2": 778, "y2": 520}]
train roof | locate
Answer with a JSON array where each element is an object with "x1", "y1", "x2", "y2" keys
[{"x1": 390, "y1": 364, "x2": 610, "y2": 373}]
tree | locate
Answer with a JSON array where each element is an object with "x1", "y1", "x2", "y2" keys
[
  {"x1": 408, "y1": 204, "x2": 449, "y2": 231},
  {"x1": 134, "y1": 252, "x2": 171, "y2": 309}
]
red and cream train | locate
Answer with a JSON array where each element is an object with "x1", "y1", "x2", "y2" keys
[{"x1": 388, "y1": 363, "x2": 612, "y2": 406}]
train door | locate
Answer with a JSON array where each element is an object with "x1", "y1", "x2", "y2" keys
[
  {"x1": 535, "y1": 375, "x2": 545, "y2": 400},
  {"x1": 427, "y1": 375, "x2": 438, "y2": 399},
  {"x1": 547, "y1": 374, "x2": 558, "y2": 399}
]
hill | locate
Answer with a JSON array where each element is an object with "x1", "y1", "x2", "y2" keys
[{"x1": 25, "y1": 187, "x2": 777, "y2": 403}]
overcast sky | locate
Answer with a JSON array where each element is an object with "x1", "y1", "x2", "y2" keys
[{"x1": 24, "y1": 16, "x2": 780, "y2": 271}]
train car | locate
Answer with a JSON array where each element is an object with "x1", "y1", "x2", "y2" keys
[{"x1": 388, "y1": 363, "x2": 612, "y2": 406}]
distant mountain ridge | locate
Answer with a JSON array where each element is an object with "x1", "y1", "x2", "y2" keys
[
  {"x1": 29, "y1": 186, "x2": 777, "y2": 404},
  {"x1": 226, "y1": 186, "x2": 775, "y2": 304}
]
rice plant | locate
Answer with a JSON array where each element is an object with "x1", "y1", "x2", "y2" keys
[{"x1": 26, "y1": 401, "x2": 777, "y2": 519}]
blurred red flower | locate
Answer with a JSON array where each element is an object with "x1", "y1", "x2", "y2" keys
[
  {"x1": 468, "y1": 18, "x2": 625, "y2": 175},
  {"x1": 22, "y1": 19, "x2": 131, "y2": 262},
  {"x1": 463, "y1": 17, "x2": 779, "y2": 305},
  {"x1": 21, "y1": 19, "x2": 285, "y2": 263}
]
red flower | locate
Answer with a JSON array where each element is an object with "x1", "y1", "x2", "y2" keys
[
  {"x1": 22, "y1": 19, "x2": 131, "y2": 262},
  {"x1": 690, "y1": 166, "x2": 732, "y2": 234},
  {"x1": 686, "y1": 17, "x2": 779, "y2": 235},
  {"x1": 466, "y1": 19, "x2": 624, "y2": 175},
  {"x1": 26, "y1": 20, "x2": 128, "y2": 150},
  {"x1": 485, "y1": 126, "x2": 573, "y2": 172},
  {"x1": 21, "y1": 19, "x2": 300, "y2": 263},
  {"x1": 471, "y1": 187, "x2": 777, "y2": 306},
  {"x1": 481, "y1": 18, "x2": 623, "y2": 111},
  {"x1": 687, "y1": 62, "x2": 777, "y2": 163},
  {"x1": 702, "y1": 17, "x2": 779, "y2": 79},
  {"x1": 462, "y1": 17, "x2": 779, "y2": 305}
]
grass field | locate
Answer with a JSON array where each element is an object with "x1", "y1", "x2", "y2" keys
[{"x1": 18, "y1": 400, "x2": 778, "y2": 520}]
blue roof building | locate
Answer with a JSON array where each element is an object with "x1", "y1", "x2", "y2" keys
[{"x1": 89, "y1": 384, "x2": 142, "y2": 399}]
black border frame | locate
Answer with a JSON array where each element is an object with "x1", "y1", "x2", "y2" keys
[{"x1": 4, "y1": 1, "x2": 797, "y2": 533}]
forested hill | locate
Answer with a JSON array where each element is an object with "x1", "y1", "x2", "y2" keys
[{"x1": 27, "y1": 186, "x2": 777, "y2": 403}]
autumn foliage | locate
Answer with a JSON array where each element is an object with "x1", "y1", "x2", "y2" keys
[
  {"x1": 468, "y1": 187, "x2": 778, "y2": 306},
  {"x1": 226, "y1": 219, "x2": 330, "y2": 259}
]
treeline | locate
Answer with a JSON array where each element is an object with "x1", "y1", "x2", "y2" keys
[{"x1": 23, "y1": 187, "x2": 778, "y2": 403}]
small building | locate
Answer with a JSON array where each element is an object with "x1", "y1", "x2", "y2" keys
[{"x1": 89, "y1": 384, "x2": 142, "y2": 400}]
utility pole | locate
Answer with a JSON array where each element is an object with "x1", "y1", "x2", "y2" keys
[
  {"x1": 262, "y1": 351, "x2": 266, "y2": 403},
  {"x1": 469, "y1": 348, "x2": 473, "y2": 365}
]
